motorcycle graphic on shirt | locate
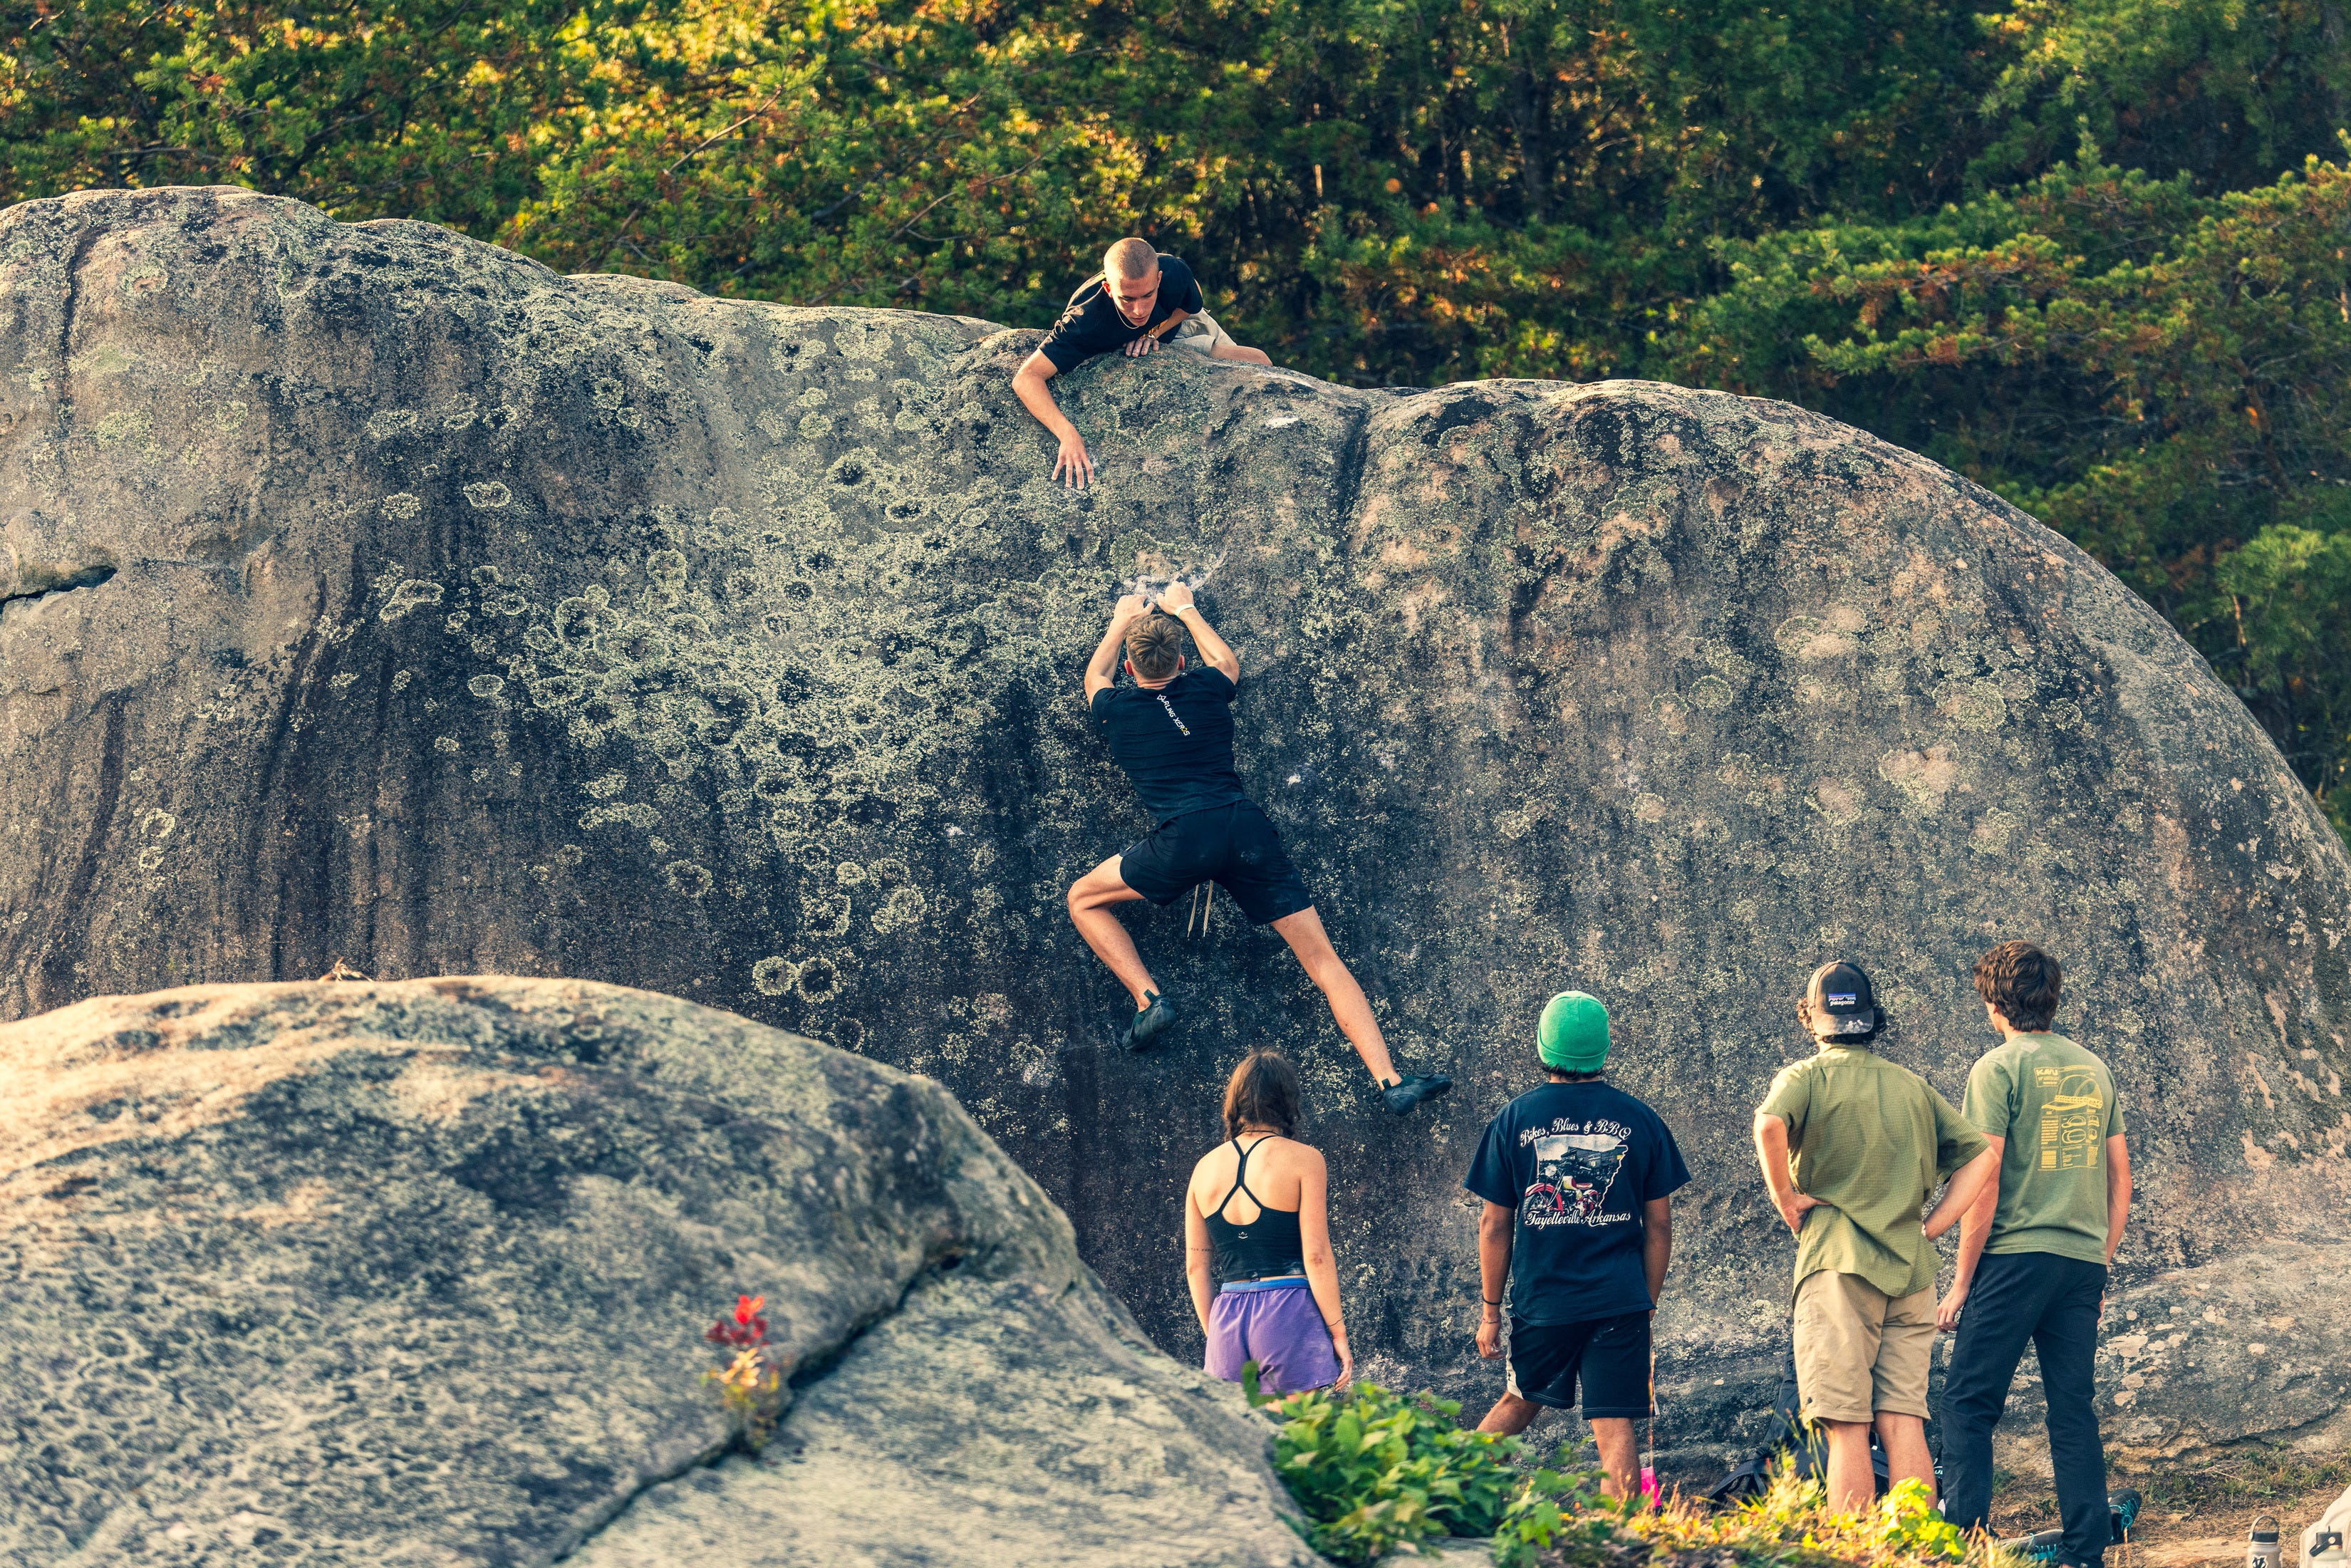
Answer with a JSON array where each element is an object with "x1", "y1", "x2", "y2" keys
[{"x1": 1522, "y1": 1131, "x2": 1629, "y2": 1227}]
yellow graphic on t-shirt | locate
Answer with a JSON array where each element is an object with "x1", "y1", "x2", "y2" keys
[{"x1": 2038, "y1": 1066, "x2": 2105, "y2": 1171}]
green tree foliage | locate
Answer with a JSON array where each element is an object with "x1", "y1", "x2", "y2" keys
[{"x1": 6, "y1": 0, "x2": 2350, "y2": 830}]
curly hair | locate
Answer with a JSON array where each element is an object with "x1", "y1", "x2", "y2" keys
[
  {"x1": 1974, "y1": 940, "x2": 2062, "y2": 1032},
  {"x1": 1124, "y1": 613, "x2": 1187, "y2": 681}
]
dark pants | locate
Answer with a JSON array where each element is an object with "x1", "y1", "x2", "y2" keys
[{"x1": 1941, "y1": 1252, "x2": 2110, "y2": 1565}]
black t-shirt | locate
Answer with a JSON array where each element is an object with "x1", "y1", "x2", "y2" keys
[
  {"x1": 1089, "y1": 667, "x2": 1250, "y2": 826},
  {"x1": 1037, "y1": 255, "x2": 1207, "y2": 373},
  {"x1": 1463, "y1": 1081, "x2": 1692, "y2": 1326}
]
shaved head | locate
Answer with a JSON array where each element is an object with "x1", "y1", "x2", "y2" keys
[{"x1": 1104, "y1": 237, "x2": 1158, "y2": 279}]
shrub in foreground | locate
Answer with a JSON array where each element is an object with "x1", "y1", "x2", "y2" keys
[
  {"x1": 1248, "y1": 1366, "x2": 2025, "y2": 1568},
  {"x1": 1247, "y1": 1369, "x2": 1593, "y2": 1562}
]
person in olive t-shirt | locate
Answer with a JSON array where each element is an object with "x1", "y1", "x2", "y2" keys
[
  {"x1": 1064, "y1": 582, "x2": 1452, "y2": 1115},
  {"x1": 1939, "y1": 942, "x2": 2132, "y2": 1568},
  {"x1": 1753, "y1": 960, "x2": 1997, "y2": 1515},
  {"x1": 1465, "y1": 992, "x2": 1689, "y2": 1503},
  {"x1": 1011, "y1": 237, "x2": 1273, "y2": 492}
]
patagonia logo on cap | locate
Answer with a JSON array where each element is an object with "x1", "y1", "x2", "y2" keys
[{"x1": 1827, "y1": 992, "x2": 1858, "y2": 1007}]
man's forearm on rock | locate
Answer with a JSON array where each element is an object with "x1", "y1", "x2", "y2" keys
[
  {"x1": 1013, "y1": 371, "x2": 1076, "y2": 438},
  {"x1": 1176, "y1": 606, "x2": 1237, "y2": 673},
  {"x1": 1086, "y1": 618, "x2": 1132, "y2": 681}
]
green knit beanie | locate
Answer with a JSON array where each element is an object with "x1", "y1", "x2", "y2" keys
[{"x1": 1538, "y1": 991, "x2": 1610, "y2": 1071}]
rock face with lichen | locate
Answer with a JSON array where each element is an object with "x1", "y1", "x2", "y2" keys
[
  {"x1": 0, "y1": 977, "x2": 1319, "y2": 1566},
  {"x1": 1, "y1": 186, "x2": 2348, "y2": 1474}
]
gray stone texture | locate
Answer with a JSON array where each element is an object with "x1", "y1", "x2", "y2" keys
[
  {"x1": 1, "y1": 186, "x2": 2347, "y2": 1478},
  {"x1": 0, "y1": 977, "x2": 1317, "y2": 1566}
]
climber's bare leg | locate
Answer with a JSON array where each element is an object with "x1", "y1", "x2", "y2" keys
[
  {"x1": 1066, "y1": 856, "x2": 1158, "y2": 1009},
  {"x1": 1271, "y1": 907, "x2": 1398, "y2": 1085}
]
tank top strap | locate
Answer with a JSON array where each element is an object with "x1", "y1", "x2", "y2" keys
[{"x1": 1215, "y1": 1135, "x2": 1275, "y2": 1219}]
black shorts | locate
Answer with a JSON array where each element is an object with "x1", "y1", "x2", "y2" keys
[
  {"x1": 1505, "y1": 1312, "x2": 1652, "y2": 1417},
  {"x1": 1117, "y1": 801, "x2": 1314, "y2": 927}
]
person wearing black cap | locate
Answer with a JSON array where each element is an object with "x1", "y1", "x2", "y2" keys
[{"x1": 1753, "y1": 960, "x2": 1998, "y2": 1515}]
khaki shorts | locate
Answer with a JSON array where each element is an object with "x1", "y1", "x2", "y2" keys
[
  {"x1": 1792, "y1": 1270, "x2": 1936, "y2": 1423},
  {"x1": 1167, "y1": 308, "x2": 1237, "y2": 356}
]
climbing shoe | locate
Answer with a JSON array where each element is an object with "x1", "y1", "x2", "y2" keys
[
  {"x1": 1381, "y1": 1072, "x2": 1454, "y2": 1115},
  {"x1": 1116, "y1": 990, "x2": 1178, "y2": 1053}
]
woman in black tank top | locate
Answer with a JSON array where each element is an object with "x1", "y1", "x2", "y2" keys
[{"x1": 1184, "y1": 1050, "x2": 1352, "y2": 1394}]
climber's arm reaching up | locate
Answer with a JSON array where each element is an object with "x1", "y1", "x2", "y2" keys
[
  {"x1": 1153, "y1": 581, "x2": 1237, "y2": 682},
  {"x1": 1084, "y1": 595, "x2": 1151, "y2": 703}
]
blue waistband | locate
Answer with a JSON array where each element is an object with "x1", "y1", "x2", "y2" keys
[{"x1": 1220, "y1": 1275, "x2": 1307, "y2": 1293}]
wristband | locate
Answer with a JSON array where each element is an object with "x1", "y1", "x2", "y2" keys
[{"x1": 1482, "y1": 1297, "x2": 1501, "y2": 1307}]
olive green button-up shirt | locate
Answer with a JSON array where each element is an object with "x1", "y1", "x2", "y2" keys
[{"x1": 1758, "y1": 1044, "x2": 1989, "y2": 1299}]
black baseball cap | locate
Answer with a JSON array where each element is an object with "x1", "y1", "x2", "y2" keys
[{"x1": 1804, "y1": 960, "x2": 1879, "y2": 1037}]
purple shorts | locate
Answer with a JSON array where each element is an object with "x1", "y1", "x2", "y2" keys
[{"x1": 1205, "y1": 1278, "x2": 1341, "y2": 1394}]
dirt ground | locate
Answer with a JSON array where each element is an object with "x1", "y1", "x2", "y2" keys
[{"x1": 1989, "y1": 1474, "x2": 2346, "y2": 1568}]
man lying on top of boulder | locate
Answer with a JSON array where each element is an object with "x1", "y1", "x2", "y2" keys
[
  {"x1": 1011, "y1": 237, "x2": 1273, "y2": 491},
  {"x1": 1065, "y1": 582, "x2": 1453, "y2": 1115}
]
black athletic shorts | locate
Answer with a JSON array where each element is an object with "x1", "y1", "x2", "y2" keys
[
  {"x1": 1505, "y1": 1311, "x2": 1651, "y2": 1417},
  {"x1": 1117, "y1": 800, "x2": 1314, "y2": 927}
]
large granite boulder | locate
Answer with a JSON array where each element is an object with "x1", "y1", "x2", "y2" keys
[
  {"x1": 1, "y1": 186, "x2": 2347, "y2": 1469},
  {"x1": 0, "y1": 977, "x2": 1317, "y2": 1565}
]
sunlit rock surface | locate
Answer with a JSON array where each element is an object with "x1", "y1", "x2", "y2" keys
[
  {"x1": 1, "y1": 186, "x2": 2347, "y2": 1470},
  {"x1": 0, "y1": 978, "x2": 1314, "y2": 1566}
]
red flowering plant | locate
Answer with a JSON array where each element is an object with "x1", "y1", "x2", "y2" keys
[{"x1": 702, "y1": 1293, "x2": 789, "y2": 1450}]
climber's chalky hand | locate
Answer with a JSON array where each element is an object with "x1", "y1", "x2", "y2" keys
[{"x1": 1156, "y1": 581, "x2": 1195, "y2": 616}]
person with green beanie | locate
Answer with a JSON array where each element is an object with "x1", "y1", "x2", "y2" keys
[{"x1": 1463, "y1": 991, "x2": 1691, "y2": 1502}]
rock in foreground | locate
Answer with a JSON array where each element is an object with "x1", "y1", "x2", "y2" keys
[
  {"x1": 1, "y1": 187, "x2": 2348, "y2": 1463},
  {"x1": 0, "y1": 978, "x2": 1313, "y2": 1567}
]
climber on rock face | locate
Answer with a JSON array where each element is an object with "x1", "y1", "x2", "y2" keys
[
  {"x1": 1011, "y1": 237, "x2": 1275, "y2": 492},
  {"x1": 1066, "y1": 581, "x2": 1453, "y2": 1115}
]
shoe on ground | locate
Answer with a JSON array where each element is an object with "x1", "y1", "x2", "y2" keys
[
  {"x1": 1116, "y1": 990, "x2": 1178, "y2": 1052},
  {"x1": 2002, "y1": 1530, "x2": 2065, "y2": 1563},
  {"x1": 1381, "y1": 1071, "x2": 1453, "y2": 1115}
]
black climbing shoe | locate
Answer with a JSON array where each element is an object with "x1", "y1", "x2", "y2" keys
[
  {"x1": 1381, "y1": 1072, "x2": 1453, "y2": 1115},
  {"x1": 1116, "y1": 990, "x2": 1178, "y2": 1053}
]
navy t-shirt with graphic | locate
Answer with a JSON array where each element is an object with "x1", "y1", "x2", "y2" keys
[
  {"x1": 1464, "y1": 1080, "x2": 1692, "y2": 1326},
  {"x1": 1090, "y1": 667, "x2": 1250, "y2": 826}
]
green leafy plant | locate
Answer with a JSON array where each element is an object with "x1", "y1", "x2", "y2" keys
[
  {"x1": 1488, "y1": 1463, "x2": 1617, "y2": 1568},
  {"x1": 1245, "y1": 1365, "x2": 1545, "y2": 1562},
  {"x1": 1874, "y1": 1478, "x2": 1971, "y2": 1562}
]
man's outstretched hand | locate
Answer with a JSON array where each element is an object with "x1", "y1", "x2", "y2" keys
[
  {"x1": 1156, "y1": 581, "x2": 1195, "y2": 616},
  {"x1": 1053, "y1": 433, "x2": 1096, "y2": 490},
  {"x1": 1123, "y1": 333, "x2": 1160, "y2": 358},
  {"x1": 1112, "y1": 593, "x2": 1148, "y2": 622}
]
